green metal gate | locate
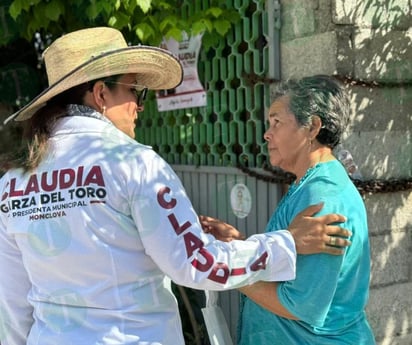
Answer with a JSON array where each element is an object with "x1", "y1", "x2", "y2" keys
[{"x1": 136, "y1": 0, "x2": 277, "y2": 169}]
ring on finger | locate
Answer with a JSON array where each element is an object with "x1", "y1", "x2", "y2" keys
[{"x1": 329, "y1": 236, "x2": 337, "y2": 246}]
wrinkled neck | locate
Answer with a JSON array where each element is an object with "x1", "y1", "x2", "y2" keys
[{"x1": 293, "y1": 145, "x2": 335, "y2": 184}]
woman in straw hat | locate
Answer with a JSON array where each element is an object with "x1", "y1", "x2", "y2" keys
[{"x1": 0, "y1": 27, "x2": 350, "y2": 345}]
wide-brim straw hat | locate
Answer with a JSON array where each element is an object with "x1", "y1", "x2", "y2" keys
[{"x1": 4, "y1": 27, "x2": 183, "y2": 124}]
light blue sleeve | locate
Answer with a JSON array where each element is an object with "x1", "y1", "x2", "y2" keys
[{"x1": 274, "y1": 176, "x2": 348, "y2": 326}]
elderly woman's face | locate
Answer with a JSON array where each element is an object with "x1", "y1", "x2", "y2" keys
[
  {"x1": 103, "y1": 73, "x2": 144, "y2": 138},
  {"x1": 264, "y1": 96, "x2": 310, "y2": 173}
]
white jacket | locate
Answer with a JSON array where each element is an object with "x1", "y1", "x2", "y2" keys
[{"x1": 0, "y1": 115, "x2": 296, "y2": 345}]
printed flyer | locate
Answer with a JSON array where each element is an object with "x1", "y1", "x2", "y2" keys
[{"x1": 157, "y1": 32, "x2": 207, "y2": 111}]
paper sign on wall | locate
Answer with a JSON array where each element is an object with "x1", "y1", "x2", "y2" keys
[{"x1": 157, "y1": 32, "x2": 206, "y2": 111}]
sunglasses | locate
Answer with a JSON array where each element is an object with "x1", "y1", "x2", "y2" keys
[{"x1": 104, "y1": 81, "x2": 148, "y2": 107}]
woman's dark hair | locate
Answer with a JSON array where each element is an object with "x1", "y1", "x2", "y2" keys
[
  {"x1": 0, "y1": 75, "x2": 121, "y2": 173},
  {"x1": 273, "y1": 75, "x2": 350, "y2": 149}
]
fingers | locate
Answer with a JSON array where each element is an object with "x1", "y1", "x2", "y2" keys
[
  {"x1": 318, "y1": 214, "x2": 352, "y2": 256},
  {"x1": 316, "y1": 212, "x2": 347, "y2": 225},
  {"x1": 199, "y1": 215, "x2": 246, "y2": 242},
  {"x1": 326, "y1": 225, "x2": 352, "y2": 238},
  {"x1": 199, "y1": 215, "x2": 218, "y2": 231},
  {"x1": 297, "y1": 204, "x2": 347, "y2": 225},
  {"x1": 324, "y1": 233, "x2": 351, "y2": 254},
  {"x1": 202, "y1": 226, "x2": 212, "y2": 233},
  {"x1": 237, "y1": 233, "x2": 247, "y2": 240},
  {"x1": 199, "y1": 215, "x2": 217, "y2": 222},
  {"x1": 296, "y1": 203, "x2": 324, "y2": 217},
  {"x1": 326, "y1": 235, "x2": 350, "y2": 247}
]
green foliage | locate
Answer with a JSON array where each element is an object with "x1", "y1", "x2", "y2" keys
[
  {"x1": 4, "y1": 0, "x2": 240, "y2": 48},
  {"x1": 0, "y1": 62, "x2": 40, "y2": 106},
  {"x1": 0, "y1": 0, "x2": 239, "y2": 114}
]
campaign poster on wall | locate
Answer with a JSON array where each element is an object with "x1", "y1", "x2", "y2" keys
[{"x1": 157, "y1": 32, "x2": 207, "y2": 111}]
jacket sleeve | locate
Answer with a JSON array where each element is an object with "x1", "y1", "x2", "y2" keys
[
  {"x1": 0, "y1": 212, "x2": 34, "y2": 345},
  {"x1": 129, "y1": 151, "x2": 297, "y2": 290}
]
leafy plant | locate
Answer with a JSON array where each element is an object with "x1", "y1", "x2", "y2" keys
[
  {"x1": 0, "y1": 0, "x2": 239, "y2": 114},
  {"x1": 4, "y1": 0, "x2": 239, "y2": 49}
]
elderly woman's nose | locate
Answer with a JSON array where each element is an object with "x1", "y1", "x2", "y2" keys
[{"x1": 263, "y1": 130, "x2": 271, "y2": 141}]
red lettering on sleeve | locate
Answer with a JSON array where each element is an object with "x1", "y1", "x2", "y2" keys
[
  {"x1": 157, "y1": 186, "x2": 177, "y2": 209},
  {"x1": 250, "y1": 251, "x2": 268, "y2": 271},
  {"x1": 184, "y1": 231, "x2": 204, "y2": 257},
  {"x1": 191, "y1": 247, "x2": 214, "y2": 272},
  {"x1": 208, "y1": 262, "x2": 229, "y2": 284},
  {"x1": 168, "y1": 213, "x2": 191, "y2": 235},
  {"x1": 230, "y1": 267, "x2": 247, "y2": 276}
]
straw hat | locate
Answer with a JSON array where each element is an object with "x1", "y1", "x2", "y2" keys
[{"x1": 4, "y1": 27, "x2": 183, "y2": 124}]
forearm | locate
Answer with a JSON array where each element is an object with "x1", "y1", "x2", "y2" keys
[{"x1": 238, "y1": 281, "x2": 298, "y2": 320}]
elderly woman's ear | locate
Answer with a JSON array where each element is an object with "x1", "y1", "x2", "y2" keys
[{"x1": 309, "y1": 115, "x2": 323, "y2": 137}]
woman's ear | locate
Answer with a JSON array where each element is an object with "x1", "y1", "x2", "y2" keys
[
  {"x1": 92, "y1": 81, "x2": 106, "y2": 108},
  {"x1": 82, "y1": 81, "x2": 106, "y2": 112},
  {"x1": 309, "y1": 115, "x2": 322, "y2": 136}
]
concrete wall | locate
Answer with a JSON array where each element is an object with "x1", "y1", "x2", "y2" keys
[{"x1": 276, "y1": 0, "x2": 412, "y2": 343}]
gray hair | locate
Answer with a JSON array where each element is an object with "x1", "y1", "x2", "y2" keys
[{"x1": 273, "y1": 75, "x2": 350, "y2": 149}]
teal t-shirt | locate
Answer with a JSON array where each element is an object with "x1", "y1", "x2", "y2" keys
[{"x1": 238, "y1": 160, "x2": 376, "y2": 345}]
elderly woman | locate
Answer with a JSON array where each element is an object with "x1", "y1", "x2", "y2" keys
[
  {"x1": 0, "y1": 29, "x2": 350, "y2": 345},
  {"x1": 236, "y1": 75, "x2": 376, "y2": 344}
]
